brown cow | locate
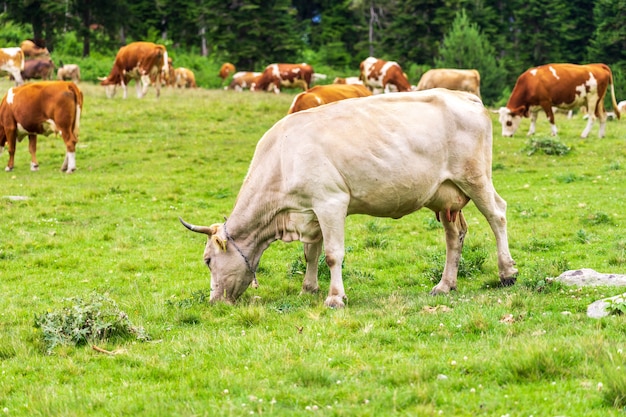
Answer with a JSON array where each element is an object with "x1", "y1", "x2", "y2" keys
[
  {"x1": 288, "y1": 84, "x2": 372, "y2": 114},
  {"x1": 21, "y1": 58, "x2": 54, "y2": 81},
  {"x1": 57, "y1": 63, "x2": 81, "y2": 83},
  {"x1": 99, "y1": 42, "x2": 169, "y2": 99},
  {"x1": 251, "y1": 63, "x2": 314, "y2": 94},
  {"x1": 359, "y1": 57, "x2": 412, "y2": 94},
  {"x1": 0, "y1": 81, "x2": 83, "y2": 173},
  {"x1": 20, "y1": 40, "x2": 49, "y2": 58},
  {"x1": 0, "y1": 48, "x2": 24, "y2": 85},
  {"x1": 226, "y1": 72, "x2": 261, "y2": 91},
  {"x1": 219, "y1": 63, "x2": 236, "y2": 80},
  {"x1": 496, "y1": 63, "x2": 620, "y2": 138},
  {"x1": 174, "y1": 67, "x2": 197, "y2": 88},
  {"x1": 416, "y1": 68, "x2": 481, "y2": 98}
]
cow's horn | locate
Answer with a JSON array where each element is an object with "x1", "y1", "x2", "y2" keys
[
  {"x1": 179, "y1": 217, "x2": 214, "y2": 235},
  {"x1": 97, "y1": 76, "x2": 107, "y2": 81}
]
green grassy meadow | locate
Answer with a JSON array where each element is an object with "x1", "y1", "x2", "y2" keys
[{"x1": 1, "y1": 80, "x2": 626, "y2": 416}]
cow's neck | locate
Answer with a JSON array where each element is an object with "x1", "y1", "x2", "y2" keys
[{"x1": 225, "y1": 189, "x2": 285, "y2": 272}]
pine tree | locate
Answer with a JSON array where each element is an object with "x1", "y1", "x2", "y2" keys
[{"x1": 435, "y1": 9, "x2": 507, "y2": 106}]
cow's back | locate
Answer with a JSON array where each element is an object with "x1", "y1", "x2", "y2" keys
[{"x1": 250, "y1": 89, "x2": 490, "y2": 217}]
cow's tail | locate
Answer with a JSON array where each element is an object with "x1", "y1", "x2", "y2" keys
[
  {"x1": 68, "y1": 83, "x2": 83, "y2": 137},
  {"x1": 607, "y1": 64, "x2": 620, "y2": 120}
]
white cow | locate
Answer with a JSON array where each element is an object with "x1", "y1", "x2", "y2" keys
[{"x1": 181, "y1": 88, "x2": 518, "y2": 308}]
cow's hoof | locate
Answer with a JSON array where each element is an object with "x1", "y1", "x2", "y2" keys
[
  {"x1": 30, "y1": 164, "x2": 39, "y2": 171},
  {"x1": 300, "y1": 284, "x2": 320, "y2": 295},
  {"x1": 500, "y1": 275, "x2": 517, "y2": 287},
  {"x1": 324, "y1": 295, "x2": 346, "y2": 308},
  {"x1": 429, "y1": 284, "x2": 455, "y2": 296},
  {"x1": 5, "y1": 166, "x2": 13, "y2": 172}
]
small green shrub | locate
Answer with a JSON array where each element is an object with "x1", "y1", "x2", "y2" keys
[
  {"x1": 524, "y1": 137, "x2": 571, "y2": 156},
  {"x1": 34, "y1": 292, "x2": 150, "y2": 354},
  {"x1": 581, "y1": 211, "x2": 615, "y2": 226}
]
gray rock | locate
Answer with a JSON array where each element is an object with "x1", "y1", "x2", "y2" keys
[
  {"x1": 553, "y1": 269, "x2": 626, "y2": 318},
  {"x1": 555, "y1": 268, "x2": 626, "y2": 287},
  {"x1": 587, "y1": 293, "x2": 626, "y2": 318}
]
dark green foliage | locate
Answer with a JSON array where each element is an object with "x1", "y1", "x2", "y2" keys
[
  {"x1": 34, "y1": 293, "x2": 150, "y2": 354},
  {"x1": 435, "y1": 9, "x2": 507, "y2": 106}
]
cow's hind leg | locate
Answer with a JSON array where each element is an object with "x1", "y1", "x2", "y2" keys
[
  {"x1": 28, "y1": 134, "x2": 39, "y2": 171},
  {"x1": 315, "y1": 204, "x2": 348, "y2": 308},
  {"x1": 467, "y1": 184, "x2": 518, "y2": 286},
  {"x1": 301, "y1": 241, "x2": 322, "y2": 294},
  {"x1": 4, "y1": 129, "x2": 17, "y2": 172},
  {"x1": 430, "y1": 210, "x2": 467, "y2": 295}
]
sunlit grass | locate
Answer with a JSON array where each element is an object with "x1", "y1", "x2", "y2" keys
[{"x1": 0, "y1": 81, "x2": 626, "y2": 416}]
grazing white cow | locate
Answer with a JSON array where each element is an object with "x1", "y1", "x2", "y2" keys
[{"x1": 180, "y1": 89, "x2": 518, "y2": 308}]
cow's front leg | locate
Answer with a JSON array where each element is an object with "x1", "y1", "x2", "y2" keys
[
  {"x1": 301, "y1": 241, "x2": 322, "y2": 294},
  {"x1": 430, "y1": 210, "x2": 467, "y2": 295},
  {"x1": 61, "y1": 152, "x2": 76, "y2": 173},
  {"x1": 28, "y1": 134, "x2": 39, "y2": 171},
  {"x1": 139, "y1": 75, "x2": 150, "y2": 98},
  {"x1": 527, "y1": 111, "x2": 539, "y2": 136}
]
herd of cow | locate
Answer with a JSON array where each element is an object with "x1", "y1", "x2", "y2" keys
[{"x1": 0, "y1": 39, "x2": 623, "y2": 307}]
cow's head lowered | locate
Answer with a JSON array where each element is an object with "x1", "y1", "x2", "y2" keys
[
  {"x1": 495, "y1": 106, "x2": 526, "y2": 137},
  {"x1": 179, "y1": 218, "x2": 256, "y2": 303}
]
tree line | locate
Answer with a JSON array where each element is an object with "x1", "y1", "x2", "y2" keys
[{"x1": 1, "y1": 0, "x2": 624, "y2": 105}]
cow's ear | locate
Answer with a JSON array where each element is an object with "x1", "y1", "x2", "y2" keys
[{"x1": 211, "y1": 235, "x2": 227, "y2": 252}]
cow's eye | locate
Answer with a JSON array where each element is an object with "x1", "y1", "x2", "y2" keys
[
  {"x1": 506, "y1": 121, "x2": 512, "y2": 127},
  {"x1": 204, "y1": 258, "x2": 211, "y2": 267}
]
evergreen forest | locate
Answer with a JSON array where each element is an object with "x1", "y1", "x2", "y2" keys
[{"x1": 1, "y1": 0, "x2": 625, "y2": 106}]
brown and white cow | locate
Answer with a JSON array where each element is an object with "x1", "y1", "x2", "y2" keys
[
  {"x1": 0, "y1": 48, "x2": 25, "y2": 85},
  {"x1": 333, "y1": 76, "x2": 364, "y2": 85},
  {"x1": 226, "y1": 72, "x2": 261, "y2": 91},
  {"x1": 57, "y1": 63, "x2": 81, "y2": 83},
  {"x1": 251, "y1": 63, "x2": 314, "y2": 94},
  {"x1": 21, "y1": 58, "x2": 54, "y2": 81},
  {"x1": 496, "y1": 63, "x2": 620, "y2": 138},
  {"x1": 219, "y1": 63, "x2": 236, "y2": 80},
  {"x1": 99, "y1": 42, "x2": 169, "y2": 99},
  {"x1": 174, "y1": 67, "x2": 197, "y2": 88},
  {"x1": 288, "y1": 84, "x2": 372, "y2": 114},
  {"x1": 20, "y1": 40, "x2": 49, "y2": 58},
  {"x1": 416, "y1": 68, "x2": 481, "y2": 98},
  {"x1": 180, "y1": 88, "x2": 517, "y2": 308},
  {"x1": 0, "y1": 81, "x2": 83, "y2": 173},
  {"x1": 359, "y1": 56, "x2": 412, "y2": 94}
]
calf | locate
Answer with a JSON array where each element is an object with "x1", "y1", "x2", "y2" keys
[
  {"x1": 174, "y1": 67, "x2": 197, "y2": 88},
  {"x1": 21, "y1": 58, "x2": 54, "y2": 81},
  {"x1": 0, "y1": 81, "x2": 83, "y2": 173},
  {"x1": 57, "y1": 63, "x2": 81, "y2": 83},
  {"x1": 227, "y1": 72, "x2": 261, "y2": 91}
]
